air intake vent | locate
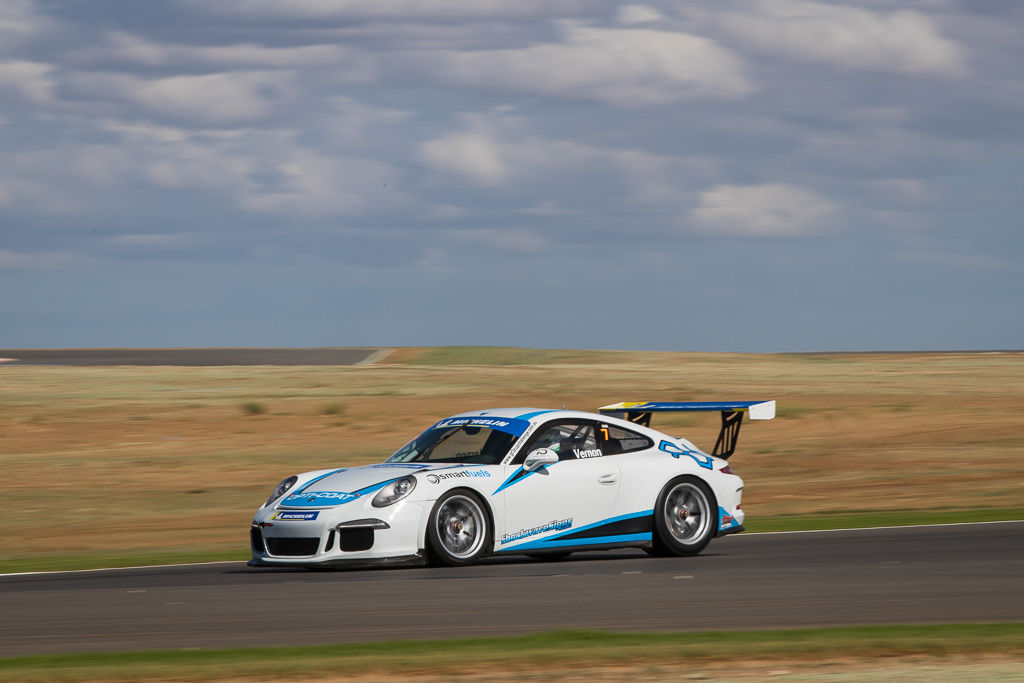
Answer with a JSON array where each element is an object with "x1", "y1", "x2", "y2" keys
[
  {"x1": 339, "y1": 528, "x2": 374, "y2": 552},
  {"x1": 250, "y1": 526, "x2": 266, "y2": 553},
  {"x1": 266, "y1": 537, "x2": 320, "y2": 556}
]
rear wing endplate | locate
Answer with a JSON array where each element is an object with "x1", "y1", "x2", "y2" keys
[{"x1": 598, "y1": 400, "x2": 775, "y2": 460}]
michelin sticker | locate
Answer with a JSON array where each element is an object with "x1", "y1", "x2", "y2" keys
[{"x1": 272, "y1": 511, "x2": 320, "y2": 521}]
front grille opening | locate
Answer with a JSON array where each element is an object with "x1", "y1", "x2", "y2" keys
[
  {"x1": 266, "y1": 537, "x2": 320, "y2": 556},
  {"x1": 325, "y1": 529, "x2": 336, "y2": 552},
  {"x1": 250, "y1": 526, "x2": 266, "y2": 553},
  {"x1": 339, "y1": 528, "x2": 374, "y2": 552}
]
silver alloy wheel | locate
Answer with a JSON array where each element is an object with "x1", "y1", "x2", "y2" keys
[
  {"x1": 663, "y1": 481, "x2": 711, "y2": 545},
  {"x1": 436, "y1": 494, "x2": 486, "y2": 559}
]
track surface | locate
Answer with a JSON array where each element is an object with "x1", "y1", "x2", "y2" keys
[
  {"x1": 0, "y1": 348, "x2": 380, "y2": 366},
  {"x1": 2, "y1": 522, "x2": 1021, "y2": 656}
]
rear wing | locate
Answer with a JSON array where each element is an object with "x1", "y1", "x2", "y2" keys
[{"x1": 598, "y1": 400, "x2": 775, "y2": 460}]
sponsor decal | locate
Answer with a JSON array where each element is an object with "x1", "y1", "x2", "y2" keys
[
  {"x1": 435, "y1": 417, "x2": 510, "y2": 430},
  {"x1": 426, "y1": 470, "x2": 492, "y2": 484},
  {"x1": 573, "y1": 448, "x2": 603, "y2": 459},
  {"x1": 503, "y1": 423, "x2": 537, "y2": 463},
  {"x1": 500, "y1": 518, "x2": 573, "y2": 545},
  {"x1": 658, "y1": 440, "x2": 714, "y2": 469},
  {"x1": 366, "y1": 463, "x2": 431, "y2": 469},
  {"x1": 284, "y1": 490, "x2": 361, "y2": 505},
  {"x1": 430, "y1": 416, "x2": 531, "y2": 437},
  {"x1": 718, "y1": 506, "x2": 740, "y2": 530},
  {"x1": 272, "y1": 511, "x2": 320, "y2": 521}
]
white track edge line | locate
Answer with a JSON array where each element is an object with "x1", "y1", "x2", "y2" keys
[
  {"x1": 0, "y1": 560, "x2": 242, "y2": 578},
  {"x1": 2, "y1": 519, "x2": 1022, "y2": 577}
]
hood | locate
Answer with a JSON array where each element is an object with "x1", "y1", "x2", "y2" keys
[{"x1": 279, "y1": 462, "x2": 455, "y2": 508}]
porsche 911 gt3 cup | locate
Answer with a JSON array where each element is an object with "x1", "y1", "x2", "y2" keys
[{"x1": 249, "y1": 400, "x2": 775, "y2": 567}]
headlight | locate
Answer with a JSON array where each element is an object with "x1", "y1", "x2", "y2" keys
[
  {"x1": 264, "y1": 475, "x2": 298, "y2": 508},
  {"x1": 371, "y1": 475, "x2": 417, "y2": 508}
]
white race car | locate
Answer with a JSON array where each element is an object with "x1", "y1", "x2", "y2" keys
[{"x1": 249, "y1": 401, "x2": 775, "y2": 568}]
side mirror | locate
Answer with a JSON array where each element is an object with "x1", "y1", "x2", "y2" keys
[{"x1": 523, "y1": 447, "x2": 559, "y2": 472}]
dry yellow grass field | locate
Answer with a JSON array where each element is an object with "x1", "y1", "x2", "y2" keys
[{"x1": 1, "y1": 348, "x2": 1022, "y2": 566}]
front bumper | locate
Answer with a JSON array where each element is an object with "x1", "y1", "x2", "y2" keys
[{"x1": 249, "y1": 498, "x2": 429, "y2": 567}]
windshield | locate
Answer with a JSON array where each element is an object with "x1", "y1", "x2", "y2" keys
[{"x1": 387, "y1": 425, "x2": 519, "y2": 465}]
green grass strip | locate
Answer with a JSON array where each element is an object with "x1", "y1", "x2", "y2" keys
[
  {"x1": 2, "y1": 624, "x2": 1023, "y2": 682},
  {"x1": 2, "y1": 507, "x2": 1020, "y2": 575},
  {"x1": 744, "y1": 506, "x2": 1024, "y2": 533}
]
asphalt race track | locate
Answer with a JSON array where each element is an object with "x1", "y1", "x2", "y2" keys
[
  {"x1": 0, "y1": 348, "x2": 382, "y2": 366},
  {"x1": 1, "y1": 521, "x2": 1021, "y2": 656}
]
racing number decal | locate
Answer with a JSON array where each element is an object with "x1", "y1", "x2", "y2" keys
[{"x1": 658, "y1": 440, "x2": 714, "y2": 469}]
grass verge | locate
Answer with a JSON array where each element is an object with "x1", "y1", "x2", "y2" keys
[
  {"x1": 2, "y1": 624, "x2": 1022, "y2": 682},
  {"x1": 742, "y1": 506, "x2": 1024, "y2": 533},
  {"x1": 2, "y1": 508, "x2": 1020, "y2": 575}
]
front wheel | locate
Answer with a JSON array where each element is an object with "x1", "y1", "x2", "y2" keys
[
  {"x1": 652, "y1": 476, "x2": 717, "y2": 556},
  {"x1": 426, "y1": 490, "x2": 491, "y2": 566}
]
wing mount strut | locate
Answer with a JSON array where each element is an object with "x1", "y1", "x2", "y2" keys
[{"x1": 598, "y1": 400, "x2": 775, "y2": 460}]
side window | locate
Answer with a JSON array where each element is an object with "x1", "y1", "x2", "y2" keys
[
  {"x1": 599, "y1": 423, "x2": 653, "y2": 455},
  {"x1": 516, "y1": 421, "x2": 601, "y2": 462}
]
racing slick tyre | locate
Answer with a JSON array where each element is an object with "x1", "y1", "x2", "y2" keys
[
  {"x1": 426, "y1": 490, "x2": 492, "y2": 566},
  {"x1": 652, "y1": 476, "x2": 717, "y2": 557}
]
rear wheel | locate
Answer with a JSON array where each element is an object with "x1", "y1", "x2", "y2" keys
[
  {"x1": 426, "y1": 490, "x2": 491, "y2": 566},
  {"x1": 652, "y1": 476, "x2": 717, "y2": 556}
]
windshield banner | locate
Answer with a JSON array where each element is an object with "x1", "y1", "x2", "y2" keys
[{"x1": 430, "y1": 416, "x2": 531, "y2": 437}]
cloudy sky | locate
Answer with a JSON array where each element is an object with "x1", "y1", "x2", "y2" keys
[{"x1": 1, "y1": 0, "x2": 1021, "y2": 352}]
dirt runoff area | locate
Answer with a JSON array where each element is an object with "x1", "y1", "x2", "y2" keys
[
  {"x1": 145, "y1": 655, "x2": 1024, "y2": 682},
  {"x1": 1, "y1": 348, "x2": 1022, "y2": 560}
]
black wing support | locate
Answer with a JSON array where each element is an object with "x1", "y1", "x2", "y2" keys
[{"x1": 598, "y1": 400, "x2": 775, "y2": 460}]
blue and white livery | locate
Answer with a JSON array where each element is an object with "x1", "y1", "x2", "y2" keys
[{"x1": 249, "y1": 400, "x2": 775, "y2": 568}]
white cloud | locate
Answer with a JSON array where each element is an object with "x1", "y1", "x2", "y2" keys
[
  {"x1": 796, "y1": 127, "x2": 973, "y2": 177},
  {"x1": 515, "y1": 201, "x2": 580, "y2": 217},
  {"x1": 0, "y1": 249, "x2": 88, "y2": 270},
  {"x1": 418, "y1": 115, "x2": 717, "y2": 208},
  {"x1": 696, "y1": 0, "x2": 967, "y2": 78},
  {"x1": 0, "y1": 0, "x2": 51, "y2": 54},
  {"x1": 235, "y1": 149, "x2": 400, "y2": 216},
  {"x1": 0, "y1": 145, "x2": 138, "y2": 214},
  {"x1": 443, "y1": 228, "x2": 548, "y2": 254},
  {"x1": 66, "y1": 70, "x2": 298, "y2": 124},
  {"x1": 108, "y1": 233, "x2": 191, "y2": 247},
  {"x1": 431, "y1": 23, "x2": 752, "y2": 106},
  {"x1": 419, "y1": 131, "x2": 510, "y2": 186},
  {"x1": 617, "y1": 5, "x2": 664, "y2": 25},
  {"x1": 689, "y1": 183, "x2": 836, "y2": 237},
  {"x1": 189, "y1": 0, "x2": 586, "y2": 20},
  {"x1": 0, "y1": 60, "x2": 57, "y2": 104},
  {"x1": 319, "y1": 97, "x2": 411, "y2": 144},
  {"x1": 71, "y1": 31, "x2": 377, "y2": 79},
  {"x1": 864, "y1": 178, "x2": 938, "y2": 208}
]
